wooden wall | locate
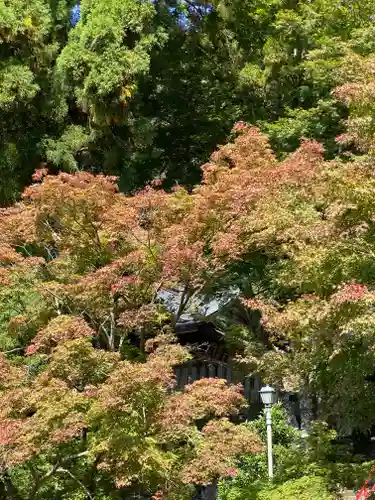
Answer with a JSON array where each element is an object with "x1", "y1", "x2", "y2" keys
[{"x1": 175, "y1": 360, "x2": 263, "y2": 416}]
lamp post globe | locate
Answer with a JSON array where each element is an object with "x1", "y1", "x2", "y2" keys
[{"x1": 260, "y1": 384, "x2": 276, "y2": 407}]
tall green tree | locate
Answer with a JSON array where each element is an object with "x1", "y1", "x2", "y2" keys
[
  {"x1": 0, "y1": 0, "x2": 75, "y2": 203},
  {"x1": 3, "y1": 0, "x2": 375, "y2": 203}
]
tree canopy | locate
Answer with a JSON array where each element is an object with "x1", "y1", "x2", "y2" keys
[
  {"x1": 4, "y1": 0, "x2": 375, "y2": 498},
  {"x1": 3, "y1": 104, "x2": 375, "y2": 494},
  {"x1": 2, "y1": 0, "x2": 375, "y2": 203}
]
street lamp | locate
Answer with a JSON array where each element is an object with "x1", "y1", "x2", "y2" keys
[{"x1": 259, "y1": 385, "x2": 277, "y2": 479}]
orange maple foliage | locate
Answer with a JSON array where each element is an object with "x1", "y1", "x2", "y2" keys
[{"x1": 0, "y1": 124, "x2": 338, "y2": 496}]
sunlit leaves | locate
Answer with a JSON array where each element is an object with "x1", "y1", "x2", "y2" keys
[
  {"x1": 180, "y1": 419, "x2": 263, "y2": 485},
  {"x1": 55, "y1": 0, "x2": 159, "y2": 124},
  {"x1": 5, "y1": 115, "x2": 375, "y2": 494},
  {"x1": 25, "y1": 315, "x2": 95, "y2": 356},
  {"x1": 48, "y1": 338, "x2": 120, "y2": 389}
]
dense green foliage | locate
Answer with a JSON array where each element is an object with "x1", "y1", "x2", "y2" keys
[
  {"x1": 5, "y1": 118, "x2": 375, "y2": 496},
  {"x1": 218, "y1": 406, "x2": 375, "y2": 499},
  {"x1": 5, "y1": 0, "x2": 375, "y2": 498},
  {"x1": 221, "y1": 475, "x2": 336, "y2": 500},
  {"x1": 3, "y1": 0, "x2": 375, "y2": 203},
  {"x1": 257, "y1": 476, "x2": 335, "y2": 500}
]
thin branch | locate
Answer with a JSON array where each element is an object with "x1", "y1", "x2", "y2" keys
[
  {"x1": 2, "y1": 347, "x2": 23, "y2": 354},
  {"x1": 29, "y1": 461, "x2": 60, "y2": 499},
  {"x1": 109, "y1": 308, "x2": 116, "y2": 351},
  {"x1": 83, "y1": 211, "x2": 103, "y2": 250},
  {"x1": 99, "y1": 321, "x2": 111, "y2": 349},
  {"x1": 56, "y1": 468, "x2": 93, "y2": 500},
  {"x1": 140, "y1": 327, "x2": 146, "y2": 355},
  {"x1": 35, "y1": 285, "x2": 73, "y2": 314},
  {"x1": 15, "y1": 243, "x2": 32, "y2": 257},
  {"x1": 184, "y1": 0, "x2": 205, "y2": 19},
  {"x1": 173, "y1": 283, "x2": 196, "y2": 327},
  {"x1": 64, "y1": 451, "x2": 89, "y2": 461},
  {"x1": 152, "y1": 281, "x2": 164, "y2": 303},
  {"x1": 29, "y1": 451, "x2": 89, "y2": 499},
  {"x1": 118, "y1": 334, "x2": 126, "y2": 350},
  {"x1": 72, "y1": 213, "x2": 102, "y2": 250},
  {"x1": 129, "y1": 229, "x2": 156, "y2": 260}
]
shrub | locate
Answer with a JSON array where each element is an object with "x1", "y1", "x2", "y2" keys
[
  {"x1": 257, "y1": 476, "x2": 335, "y2": 500},
  {"x1": 248, "y1": 403, "x2": 298, "y2": 448}
]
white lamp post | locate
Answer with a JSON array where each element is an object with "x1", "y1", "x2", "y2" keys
[{"x1": 259, "y1": 385, "x2": 277, "y2": 479}]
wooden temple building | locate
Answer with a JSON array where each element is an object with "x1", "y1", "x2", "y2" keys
[
  {"x1": 174, "y1": 316, "x2": 311, "y2": 428},
  {"x1": 175, "y1": 317, "x2": 262, "y2": 419}
]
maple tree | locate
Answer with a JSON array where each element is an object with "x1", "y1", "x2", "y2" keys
[
  {"x1": 3, "y1": 112, "x2": 375, "y2": 495},
  {"x1": 5, "y1": 2, "x2": 375, "y2": 498},
  {"x1": 0, "y1": 332, "x2": 262, "y2": 498},
  {"x1": 0, "y1": 149, "x2": 268, "y2": 497}
]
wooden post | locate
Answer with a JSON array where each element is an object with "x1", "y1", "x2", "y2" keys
[
  {"x1": 208, "y1": 363, "x2": 215, "y2": 378},
  {"x1": 244, "y1": 376, "x2": 251, "y2": 401},
  {"x1": 227, "y1": 365, "x2": 232, "y2": 384},
  {"x1": 191, "y1": 365, "x2": 198, "y2": 382}
]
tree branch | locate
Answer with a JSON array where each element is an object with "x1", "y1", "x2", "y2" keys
[
  {"x1": 29, "y1": 451, "x2": 89, "y2": 499},
  {"x1": 173, "y1": 283, "x2": 195, "y2": 327},
  {"x1": 56, "y1": 468, "x2": 93, "y2": 500},
  {"x1": 2, "y1": 347, "x2": 24, "y2": 355}
]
